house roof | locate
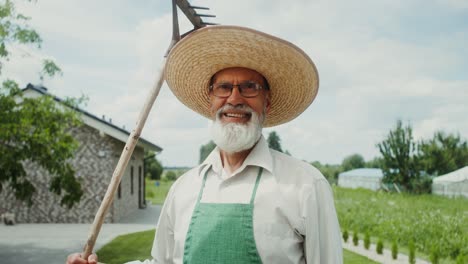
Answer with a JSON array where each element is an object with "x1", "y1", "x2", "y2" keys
[
  {"x1": 23, "y1": 84, "x2": 163, "y2": 153},
  {"x1": 339, "y1": 168, "x2": 383, "y2": 178},
  {"x1": 433, "y1": 166, "x2": 468, "y2": 183}
]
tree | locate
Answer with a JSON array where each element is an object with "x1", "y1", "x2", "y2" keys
[
  {"x1": 0, "y1": 1, "x2": 60, "y2": 77},
  {"x1": 267, "y1": 131, "x2": 283, "y2": 152},
  {"x1": 377, "y1": 120, "x2": 422, "y2": 192},
  {"x1": 0, "y1": 1, "x2": 83, "y2": 208},
  {"x1": 145, "y1": 151, "x2": 163, "y2": 180},
  {"x1": 419, "y1": 131, "x2": 468, "y2": 176},
  {"x1": 199, "y1": 140, "x2": 216, "y2": 164},
  {"x1": 341, "y1": 154, "x2": 365, "y2": 171},
  {"x1": 0, "y1": 81, "x2": 83, "y2": 208},
  {"x1": 165, "y1": 171, "x2": 177, "y2": 181},
  {"x1": 365, "y1": 157, "x2": 384, "y2": 168},
  {"x1": 311, "y1": 161, "x2": 342, "y2": 184}
]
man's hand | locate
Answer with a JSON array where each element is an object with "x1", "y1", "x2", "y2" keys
[{"x1": 66, "y1": 253, "x2": 98, "y2": 264}]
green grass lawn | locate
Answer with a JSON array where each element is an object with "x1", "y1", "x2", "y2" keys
[
  {"x1": 97, "y1": 229, "x2": 377, "y2": 264},
  {"x1": 145, "y1": 179, "x2": 175, "y2": 205},
  {"x1": 334, "y1": 187, "x2": 468, "y2": 263}
]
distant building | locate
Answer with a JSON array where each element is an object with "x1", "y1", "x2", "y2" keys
[
  {"x1": 338, "y1": 168, "x2": 383, "y2": 191},
  {"x1": 0, "y1": 84, "x2": 162, "y2": 223},
  {"x1": 432, "y1": 166, "x2": 468, "y2": 198}
]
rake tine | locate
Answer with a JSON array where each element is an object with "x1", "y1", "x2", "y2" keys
[
  {"x1": 195, "y1": 13, "x2": 216, "y2": 18},
  {"x1": 189, "y1": 5, "x2": 209, "y2": 10},
  {"x1": 201, "y1": 22, "x2": 219, "y2": 26}
]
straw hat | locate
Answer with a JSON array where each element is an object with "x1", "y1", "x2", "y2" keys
[{"x1": 164, "y1": 25, "x2": 319, "y2": 127}]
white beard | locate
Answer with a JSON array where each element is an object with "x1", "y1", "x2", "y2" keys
[{"x1": 211, "y1": 105, "x2": 264, "y2": 154}]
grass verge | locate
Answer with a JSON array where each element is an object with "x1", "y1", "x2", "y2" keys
[
  {"x1": 97, "y1": 229, "x2": 154, "y2": 264},
  {"x1": 344, "y1": 249, "x2": 379, "y2": 264}
]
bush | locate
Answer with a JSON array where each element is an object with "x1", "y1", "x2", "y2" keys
[
  {"x1": 409, "y1": 176, "x2": 433, "y2": 194},
  {"x1": 352, "y1": 231, "x2": 359, "y2": 246},
  {"x1": 409, "y1": 239, "x2": 416, "y2": 264},
  {"x1": 391, "y1": 240, "x2": 398, "y2": 260},
  {"x1": 364, "y1": 232, "x2": 370, "y2": 250},
  {"x1": 376, "y1": 239, "x2": 383, "y2": 255},
  {"x1": 343, "y1": 230, "x2": 349, "y2": 242},
  {"x1": 146, "y1": 189, "x2": 155, "y2": 198},
  {"x1": 165, "y1": 171, "x2": 177, "y2": 181}
]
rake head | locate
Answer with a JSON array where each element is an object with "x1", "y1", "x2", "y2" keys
[{"x1": 166, "y1": 0, "x2": 217, "y2": 56}]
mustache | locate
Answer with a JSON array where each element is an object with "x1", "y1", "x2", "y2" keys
[{"x1": 216, "y1": 104, "x2": 253, "y2": 117}]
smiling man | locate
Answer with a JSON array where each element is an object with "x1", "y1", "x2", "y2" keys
[{"x1": 67, "y1": 25, "x2": 342, "y2": 264}]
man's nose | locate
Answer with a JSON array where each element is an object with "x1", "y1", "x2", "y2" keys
[{"x1": 226, "y1": 86, "x2": 244, "y2": 105}]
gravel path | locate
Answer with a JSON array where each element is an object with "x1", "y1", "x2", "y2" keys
[{"x1": 343, "y1": 239, "x2": 430, "y2": 264}]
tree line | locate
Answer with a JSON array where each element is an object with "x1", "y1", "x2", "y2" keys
[{"x1": 315, "y1": 120, "x2": 467, "y2": 194}]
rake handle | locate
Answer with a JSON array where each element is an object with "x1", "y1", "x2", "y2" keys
[{"x1": 82, "y1": 58, "x2": 167, "y2": 260}]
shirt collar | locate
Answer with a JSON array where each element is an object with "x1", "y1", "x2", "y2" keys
[{"x1": 199, "y1": 136, "x2": 273, "y2": 177}]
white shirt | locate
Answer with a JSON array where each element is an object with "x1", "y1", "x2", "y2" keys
[{"x1": 128, "y1": 136, "x2": 342, "y2": 264}]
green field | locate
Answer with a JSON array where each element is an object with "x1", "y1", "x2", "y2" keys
[
  {"x1": 97, "y1": 229, "x2": 377, "y2": 264},
  {"x1": 334, "y1": 187, "x2": 468, "y2": 263},
  {"x1": 145, "y1": 179, "x2": 174, "y2": 205}
]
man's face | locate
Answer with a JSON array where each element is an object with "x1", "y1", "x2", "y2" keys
[
  {"x1": 209, "y1": 67, "x2": 271, "y2": 124},
  {"x1": 209, "y1": 67, "x2": 271, "y2": 154}
]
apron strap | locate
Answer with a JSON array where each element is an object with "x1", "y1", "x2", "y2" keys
[
  {"x1": 250, "y1": 167, "x2": 263, "y2": 205},
  {"x1": 196, "y1": 166, "x2": 211, "y2": 203}
]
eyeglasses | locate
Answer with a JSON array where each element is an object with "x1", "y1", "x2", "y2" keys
[{"x1": 209, "y1": 81, "x2": 265, "y2": 98}]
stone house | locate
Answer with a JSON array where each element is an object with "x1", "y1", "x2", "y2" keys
[{"x1": 0, "y1": 84, "x2": 162, "y2": 223}]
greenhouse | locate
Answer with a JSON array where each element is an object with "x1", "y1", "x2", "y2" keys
[
  {"x1": 432, "y1": 166, "x2": 468, "y2": 198},
  {"x1": 337, "y1": 168, "x2": 383, "y2": 191}
]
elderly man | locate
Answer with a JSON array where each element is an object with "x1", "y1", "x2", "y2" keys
[{"x1": 67, "y1": 25, "x2": 342, "y2": 264}]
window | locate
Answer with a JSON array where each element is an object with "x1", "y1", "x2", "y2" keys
[
  {"x1": 131, "y1": 166, "x2": 134, "y2": 195},
  {"x1": 118, "y1": 182, "x2": 121, "y2": 199}
]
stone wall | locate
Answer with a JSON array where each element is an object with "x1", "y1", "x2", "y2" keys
[
  {"x1": 0, "y1": 125, "x2": 144, "y2": 223},
  {"x1": 111, "y1": 141, "x2": 144, "y2": 222}
]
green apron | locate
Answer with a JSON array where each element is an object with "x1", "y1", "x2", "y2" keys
[{"x1": 183, "y1": 167, "x2": 264, "y2": 264}]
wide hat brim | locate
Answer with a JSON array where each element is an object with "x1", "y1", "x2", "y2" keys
[{"x1": 164, "y1": 25, "x2": 319, "y2": 127}]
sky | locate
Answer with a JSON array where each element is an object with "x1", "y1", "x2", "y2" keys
[{"x1": 4, "y1": 0, "x2": 468, "y2": 167}]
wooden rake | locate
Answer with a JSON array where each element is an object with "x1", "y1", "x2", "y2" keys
[{"x1": 82, "y1": 0, "x2": 216, "y2": 259}]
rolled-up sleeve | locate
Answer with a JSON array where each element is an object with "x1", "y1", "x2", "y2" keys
[{"x1": 304, "y1": 179, "x2": 343, "y2": 263}]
